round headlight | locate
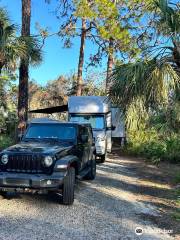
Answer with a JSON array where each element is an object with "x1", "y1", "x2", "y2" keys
[
  {"x1": 44, "y1": 156, "x2": 53, "y2": 167},
  {"x1": 97, "y1": 136, "x2": 106, "y2": 141},
  {"x1": 1, "y1": 154, "x2": 9, "y2": 165}
]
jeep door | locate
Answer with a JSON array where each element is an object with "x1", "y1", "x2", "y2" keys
[{"x1": 77, "y1": 126, "x2": 91, "y2": 169}]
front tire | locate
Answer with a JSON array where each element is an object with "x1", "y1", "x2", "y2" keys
[
  {"x1": 62, "y1": 167, "x2": 75, "y2": 205},
  {"x1": 0, "y1": 191, "x2": 8, "y2": 198}
]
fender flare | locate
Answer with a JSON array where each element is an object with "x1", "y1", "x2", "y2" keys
[{"x1": 54, "y1": 155, "x2": 79, "y2": 173}]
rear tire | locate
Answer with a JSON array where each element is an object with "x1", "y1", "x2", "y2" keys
[
  {"x1": 100, "y1": 154, "x2": 106, "y2": 163},
  {"x1": 62, "y1": 167, "x2": 75, "y2": 205},
  {"x1": 85, "y1": 157, "x2": 96, "y2": 180}
]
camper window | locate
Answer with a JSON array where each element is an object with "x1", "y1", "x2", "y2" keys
[{"x1": 70, "y1": 115, "x2": 105, "y2": 129}]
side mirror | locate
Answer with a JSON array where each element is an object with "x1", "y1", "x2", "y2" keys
[
  {"x1": 81, "y1": 135, "x2": 88, "y2": 143},
  {"x1": 106, "y1": 126, "x2": 116, "y2": 131}
]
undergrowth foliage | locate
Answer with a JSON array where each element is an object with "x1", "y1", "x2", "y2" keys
[
  {"x1": 0, "y1": 135, "x2": 14, "y2": 151},
  {"x1": 127, "y1": 130, "x2": 180, "y2": 163}
]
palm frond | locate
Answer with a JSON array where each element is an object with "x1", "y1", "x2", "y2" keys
[
  {"x1": 0, "y1": 7, "x2": 42, "y2": 72},
  {"x1": 110, "y1": 59, "x2": 180, "y2": 110},
  {"x1": 0, "y1": 8, "x2": 9, "y2": 24},
  {"x1": 126, "y1": 97, "x2": 149, "y2": 131},
  {"x1": 154, "y1": 0, "x2": 180, "y2": 38},
  {"x1": 23, "y1": 36, "x2": 43, "y2": 65}
]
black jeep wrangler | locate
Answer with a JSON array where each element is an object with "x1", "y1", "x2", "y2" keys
[{"x1": 0, "y1": 119, "x2": 96, "y2": 205}]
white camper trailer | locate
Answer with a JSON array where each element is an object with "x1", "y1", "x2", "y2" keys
[
  {"x1": 29, "y1": 96, "x2": 125, "y2": 161},
  {"x1": 68, "y1": 96, "x2": 112, "y2": 162},
  {"x1": 111, "y1": 107, "x2": 125, "y2": 145}
]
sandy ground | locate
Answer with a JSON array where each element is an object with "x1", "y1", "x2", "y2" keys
[{"x1": 0, "y1": 152, "x2": 179, "y2": 240}]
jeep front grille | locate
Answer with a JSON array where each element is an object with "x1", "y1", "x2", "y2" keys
[{"x1": 5, "y1": 155, "x2": 44, "y2": 173}]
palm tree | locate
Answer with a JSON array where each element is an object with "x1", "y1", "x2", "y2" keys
[
  {"x1": 0, "y1": 7, "x2": 42, "y2": 133},
  {"x1": 18, "y1": 0, "x2": 42, "y2": 130},
  {"x1": 0, "y1": 8, "x2": 27, "y2": 74},
  {"x1": 110, "y1": 0, "x2": 180, "y2": 120},
  {"x1": 154, "y1": 0, "x2": 180, "y2": 69},
  {"x1": 18, "y1": 0, "x2": 31, "y2": 130},
  {"x1": 0, "y1": 8, "x2": 42, "y2": 76}
]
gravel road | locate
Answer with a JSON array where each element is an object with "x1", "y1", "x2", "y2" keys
[{"x1": 0, "y1": 153, "x2": 176, "y2": 240}]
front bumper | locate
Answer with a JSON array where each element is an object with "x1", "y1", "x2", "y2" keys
[
  {"x1": 0, "y1": 171, "x2": 66, "y2": 190},
  {"x1": 95, "y1": 142, "x2": 106, "y2": 155}
]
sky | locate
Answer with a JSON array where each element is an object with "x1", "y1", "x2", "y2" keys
[{"x1": 0, "y1": 0, "x2": 104, "y2": 85}]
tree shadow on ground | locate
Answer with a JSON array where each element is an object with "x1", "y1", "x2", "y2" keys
[
  {"x1": 97, "y1": 163, "x2": 172, "y2": 190},
  {"x1": 105, "y1": 151, "x2": 178, "y2": 187},
  {"x1": 95, "y1": 174, "x2": 174, "y2": 201}
]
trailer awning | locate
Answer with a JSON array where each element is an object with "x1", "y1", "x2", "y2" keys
[{"x1": 29, "y1": 104, "x2": 68, "y2": 114}]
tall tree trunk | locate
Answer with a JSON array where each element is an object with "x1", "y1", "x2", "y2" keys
[
  {"x1": 173, "y1": 40, "x2": 180, "y2": 69},
  {"x1": 0, "y1": 66, "x2": 2, "y2": 75},
  {"x1": 18, "y1": 0, "x2": 31, "y2": 133},
  {"x1": 76, "y1": 18, "x2": 86, "y2": 96},
  {"x1": 106, "y1": 38, "x2": 114, "y2": 94}
]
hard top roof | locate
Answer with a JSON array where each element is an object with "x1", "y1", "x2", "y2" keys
[
  {"x1": 29, "y1": 118, "x2": 91, "y2": 128},
  {"x1": 68, "y1": 96, "x2": 111, "y2": 114}
]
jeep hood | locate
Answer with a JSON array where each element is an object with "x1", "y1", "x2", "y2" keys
[
  {"x1": 92, "y1": 130, "x2": 106, "y2": 139},
  {"x1": 3, "y1": 142, "x2": 73, "y2": 155}
]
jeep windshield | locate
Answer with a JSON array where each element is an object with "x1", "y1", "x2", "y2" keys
[
  {"x1": 70, "y1": 115, "x2": 105, "y2": 130},
  {"x1": 23, "y1": 124, "x2": 76, "y2": 141}
]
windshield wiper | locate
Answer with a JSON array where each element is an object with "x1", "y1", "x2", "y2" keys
[
  {"x1": 23, "y1": 138, "x2": 42, "y2": 142},
  {"x1": 92, "y1": 128, "x2": 104, "y2": 131},
  {"x1": 23, "y1": 137, "x2": 74, "y2": 144},
  {"x1": 42, "y1": 138, "x2": 64, "y2": 143},
  {"x1": 43, "y1": 138, "x2": 75, "y2": 144}
]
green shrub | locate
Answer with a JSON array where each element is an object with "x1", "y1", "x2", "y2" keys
[
  {"x1": 172, "y1": 211, "x2": 180, "y2": 222},
  {"x1": 143, "y1": 140, "x2": 167, "y2": 159},
  {"x1": 173, "y1": 173, "x2": 180, "y2": 184},
  {"x1": 0, "y1": 135, "x2": 14, "y2": 151},
  {"x1": 164, "y1": 136, "x2": 180, "y2": 163},
  {"x1": 126, "y1": 129, "x2": 180, "y2": 163}
]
